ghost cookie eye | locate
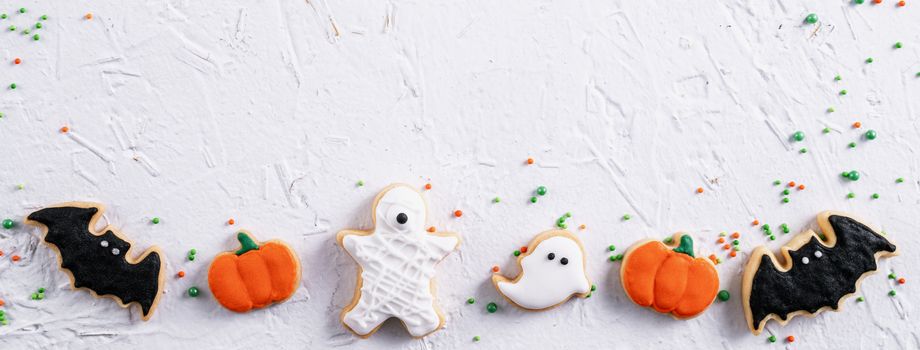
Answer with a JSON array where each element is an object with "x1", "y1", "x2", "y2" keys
[
  {"x1": 560, "y1": 257, "x2": 569, "y2": 265},
  {"x1": 547, "y1": 253, "x2": 555, "y2": 260}
]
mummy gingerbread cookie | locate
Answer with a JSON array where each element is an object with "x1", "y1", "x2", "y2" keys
[
  {"x1": 337, "y1": 184, "x2": 460, "y2": 338},
  {"x1": 620, "y1": 234, "x2": 719, "y2": 319},
  {"x1": 492, "y1": 230, "x2": 591, "y2": 310},
  {"x1": 742, "y1": 212, "x2": 897, "y2": 335},
  {"x1": 25, "y1": 202, "x2": 166, "y2": 321}
]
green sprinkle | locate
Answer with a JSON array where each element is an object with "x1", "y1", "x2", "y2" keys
[
  {"x1": 792, "y1": 131, "x2": 805, "y2": 142},
  {"x1": 41, "y1": 15, "x2": 48, "y2": 21},
  {"x1": 530, "y1": 196, "x2": 537, "y2": 203},
  {"x1": 848, "y1": 142, "x2": 857, "y2": 148},
  {"x1": 2, "y1": 219, "x2": 14, "y2": 229},
  {"x1": 733, "y1": 246, "x2": 741, "y2": 251},
  {"x1": 9, "y1": 83, "x2": 16, "y2": 89},
  {"x1": 717, "y1": 290, "x2": 730, "y2": 301},
  {"x1": 17, "y1": 184, "x2": 24, "y2": 190},
  {"x1": 622, "y1": 214, "x2": 631, "y2": 221},
  {"x1": 492, "y1": 197, "x2": 501, "y2": 203},
  {"x1": 608, "y1": 244, "x2": 616, "y2": 252},
  {"x1": 609, "y1": 255, "x2": 617, "y2": 262},
  {"x1": 151, "y1": 217, "x2": 160, "y2": 224},
  {"x1": 773, "y1": 180, "x2": 781, "y2": 186},
  {"x1": 513, "y1": 250, "x2": 521, "y2": 257},
  {"x1": 805, "y1": 13, "x2": 818, "y2": 24},
  {"x1": 32, "y1": 34, "x2": 39, "y2": 41},
  {"x1": 719, "y1": 231, "x2": 727, "y2": 237},
  {"x1": 834, "y1": 75, "x2": 842, "y2": 81},
  {"x1": 187, "y1": 287, "x2": 200, "y2": 297},
  {"x1": 38, "y1": 288, "x2": 45, "y2": 293},
  {"x1": 536, "y1": 186, "x2": 547, "y2": 196},
  {"x1": 616, "y1": 254, "x2": 624, "y2": 261},
  {"x1": 473, "y1": 336, "x2": 480, "y2": 342},
  {"x1": 559, "y1": 223, "x2": 567, "y2": 229},
  {"x1": 895, "y1": 42, "x2": 903, "y2": 49},
  {"x1": 846, "y1": 170, "x2": 860, "y2": 181},
  {"x1": 889, "y1": 273, "x2": 897, "y2": 279},
  {"x1": 467, "y1": 297, "x2": 475, "y2": 304},
  {"x1": 23, "y1": 28, "x2": 30, "y2": 34},
  {"x1": 866, "y1": 57, "x2": 874, "y2": 64},
  {"x1": 782, "y1": 189, "x2": 790, "y2": 195},
  {"x1": 190, "y1": 248, "x2": 197, "y2": 255},
  {"x1": 591, "y1": 284, "x2": 597, "y2": 292},
  {"x1": 35, "y1": 22, "x2": 41, "y2": 29},
  {"x1": 356, "y1": 180, "x2": 364, "y2": 187},
  {"x1": 782, "y1": 197, "x2": 789, "y2": 203},
  {"x1": 0, "y1": 14, "x2": 6, "y2": 19},
  {"x1": 564, "y1": 212, "x2": 572, "y2": 218},
  {"x1": 769, "y1": 235, "x2": 776, "y2": 241},
  {"x1": 857, "y1": 296, "x2": 865, "y2": 302},
  {"x1": 827, "y1": 107, "x2": 835, "y2": 113},
  {"x1": 732, "y1": 239, "x2": 740, "y2": 246},
  {"x1": 762, "y1": 224, "x2": 770, "y2": 231},
  {"x1": 823, "y1": 127, "x2": 831, "y2": 134},
  {"x1": 889, "y1": 290, "x2": 897, "y2": 296},
  {"x1": 7, "y1": 25, "x2": 15, "y2": 31},
  {"x1": 896, "y1": 177, "x2": 904, "y2": 183},
  {"x1": 663, "y1": 237, "x2": 673, "y2": 244},
  {"x1": 800, "y1": 148, "x2": 808, "y2": 154},
  {"x1": 781, "y1": 224, "x2": 789, "y2": 233},
  {"x1": 486, "y1": 302, "x2": 498, "y2": 313},
  {"x1": 30, "y1": 293, "x2": 37, "y2": 300},
  {"x1": 872, "y1": 193, "x2": 880, "y2": 199},
  {"x1": 840, "y1": 89, "x2": 848, "y2": 95},
  {"x1": 865, "y1": 130, "x2": 877, "y2": 140},
  {"x1": 847, "y1": 192, "x2": 856, "y2": 199},
  {"x1": 769, "y1": 335, "x2": 777, "y2": 343},
  {"x1": 19, "y1": 8, "x2": 26, "y2": 14}
]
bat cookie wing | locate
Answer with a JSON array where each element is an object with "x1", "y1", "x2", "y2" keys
[
  {"x1": 742, "y1": 211, "x2": 897, "y2": 334},
  {"x1": 25, "y1": 202, "x2": 167, "y2": 321}
]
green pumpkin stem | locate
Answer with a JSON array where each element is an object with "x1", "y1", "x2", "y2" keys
[
  {"x1": 235, "y1": 232, "x2": 260, "y2": 255},
  {"x1": 673, "y1": 235, "x2": 695, "y2": 258}
]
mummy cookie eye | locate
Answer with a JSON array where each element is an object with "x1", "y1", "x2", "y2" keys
[
  {"x1": 814, "y1": 251, "x2": 823, "y2": 258},
  {"x1": 560, "y1": 257, "x2": 569, "y2": 265},
  {"x1": 802, "y1": 257, "x2": 810, "y2": 264},
  {"x1": 547, "y1": 253, "x2": 555, "y2": 260},
  {"x1": 396, "y1": 213, "x2": 408, "y2": 225}
]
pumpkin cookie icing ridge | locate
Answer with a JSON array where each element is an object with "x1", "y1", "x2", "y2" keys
[
  {"x1": 208, "y1": 231, "x2": 301, "y2": 312},
  {"x1": 620, "y1": 233, "x2": 719, "y2": 319}
]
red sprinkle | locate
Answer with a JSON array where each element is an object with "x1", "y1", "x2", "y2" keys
[
  {"x1": 579, "y1": 224, "x2": 586, "y2": 230},
  {"x1": 60, "y1": 126, "x2": 70, "y2": 133},
  {"x1": 491, "y1": 266, "x2": 500, "y2": 273},
  {"x1": 787, "y1": 336, "x2": 795, "y2": 343},
  {"x1": 731, "y1": 232, "x2": 740, "y2": 239},
  {"x1": 898, "y1": 0, "x2": 906, "y2": 5},
  {"x1": 788, "y1": 181, "x2": 796, "y2": 187},
  {"x1": 453, "y1": 210, "x2": 463, "y2": 217},
  {"x1": 729, "y1": 251, "x2": 737, "y2": 258},
  {"x1": 85, "y1": 13, "x2": 93, "y2": 19},
  {"x1": 853, "y1": 121, "x2": 862, "y2": 128},
  {"x1": 177, "y1": 271, "x2": 186, "y2": 278},
  {"x1": 722, "y1": 244, "x2": 731, "y2": 250},
  {"x1": 873, "y1": 0, "x2": 882, "y2": 3},
  {"x1": 798, "y1": 184, "x2": 805, "y2": 191},
  {"x1": 708, "y1": 254, "x2": 718, "y2": 264},
  {"x1": 752, "y1": 220, "x2": 760, "y2": 226},
  {"x1": 526, "y1": 158, "x2": 534, "y2": 165},
  {"x1": 11, "y1": 255, "x2": 21, "y2": 262},
  {"x1": 717, "y1": 237, "x2": 726, "y2": 244},
  {"x1": 898, "y1": 278, "x2": 906, "y2": 284},
  {"x1": 0, "y1": 299, "x2": 5, "y2": 306},
  {"x1": 228, "y1": 218, "x2": 235, "y2": 225},
  {"x1": 696, "y1": 187, "x2": 704, "y2": 194},
  {"x1": 427, "y1": 226, "x2": 436, "y2": 233},
  {"x1": 520, "y1": 246, "x2": 528, "y2": 253},
  {"x1": 14, "y1": 58, "x2": 22, "y2": 65},
  {"x1": 424, "y1": 183, "x2": 432, "y2": 190},
  {"x1": 0, "y1": 250, "x2": 4, "y2": 257}
]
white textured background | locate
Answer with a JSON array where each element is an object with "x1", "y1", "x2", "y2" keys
[{"x1": 1, "y1": 0, "x2": 918, "y2": 348}]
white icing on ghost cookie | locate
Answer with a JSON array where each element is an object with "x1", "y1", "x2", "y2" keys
[
  {"x1": 492, "y1": 230, "x2": 591, "y2": 310},
  {"x1": 337, "y1": 184, "x2": 460, "y2": 338}
]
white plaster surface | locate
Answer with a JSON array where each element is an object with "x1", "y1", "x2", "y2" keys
[{"x1": 0, "y1": 0, "x2": 918, "y2": 348}]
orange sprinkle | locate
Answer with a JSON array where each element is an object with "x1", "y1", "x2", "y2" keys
[
  {"x1": 453, "y1": 210, "x2": 463, "y2": 217},
  {"x1": 0, "y1": 299, "x2": 4, "y2": 306},
  {"x1": 579, "y1": 224, "x2": 586, "y2": 230},
  {"x1": 786, "y1": 336, "x2": 795, "y2": 343},
  {"x1": 898, "y1": 0, "x2": 906, "y2": 6},
  {"x1": 0, "y1": 250, "x2": 3, "y2": 256},
  {"x1": 752, "y1": 220, "x2": 759, "y2": 226},
  {"x1": 853, "y1": 121, "x2": 862, "y2": 128},
  {"x1": 177, "y1": 271, "x2": 186, "y2": 278},
  {"x1": 798, "y1": 184, "x2": 805, "y2": 191},
  {"x1": 873, "y1": 0, "x2": 882, "y2": 3},
  {"x1": 60, "y1": 126, "x2": 70, "y2": 133},
  {"x1": 717, "y1": 237, "x2": 725, "y2": 244},
  {"x1": 730, "y1": 251, "x2": 737, "y2": 257},
  {"x1": 11, "y1": 255, "x2": 21, "y2": 262},
  {"x1": 14, "y1": 58, "x2": 21, "y2": 65},
  {"x1": 427, "y1": 226, "x2": 436, "y2": 233},
  {"x1": 731, "y1": 232, "x2": 740, "y2": 239},
  {"x1": 491, "y1": 266, "x2": 500, "y2": 273},
  {"x1": 708, "y1": 254, "x2": 718, "y2": 264},
  {"x1": 228, "y1": 218, "x2": 235, "y2": 225},
  {"x1": 424, "y1": 183, "x2": 432, "y2": 190},
  {"x1": 722, "y1": 244, "x2": 731, "y2": 250},
  {"x1": 520, "y1": 246, "x2": 528, "y2": 253},
  {"x1": 526, "y1": 158, "x2": 534, "y2": 165},
  {"x1": 85, "y1": 13, "x2": 93, "y2": 20},
  {"x1": 788, "y1": 181, "x2": 796, "y2": 187},
  {"x1": 898, "y1": 278, "x2": 906, "y2": 284},
  {"x1": 696, "y1": 187, "x2": 704, "y2": 194}
]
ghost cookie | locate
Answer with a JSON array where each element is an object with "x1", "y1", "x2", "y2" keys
[
  {"x1": 25, "y1": 202, "x2": 166, "y2": 321},
  {"x1": 620, "y1": 234, "x2": 719, "y2": 319},
  {"x1": 742, "y1": 211, "x2": 898, "y2": 335},
  {"x1": 337, "y1": 184, "x2": 460, "y2": 338},
  {"x1": 492, "y1": 230, "x2": 591, "y2": 310},
  {"x1": 208, "y1": 231, "x2": 301, "y2": 313}
]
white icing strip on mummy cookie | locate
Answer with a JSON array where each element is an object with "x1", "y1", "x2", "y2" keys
[
  {"x1": 341, "y1": 185, "x2": 459, "y2": 337},
  {"x1": 496, "y1": 235, "x2": 590, "y2": 310}
]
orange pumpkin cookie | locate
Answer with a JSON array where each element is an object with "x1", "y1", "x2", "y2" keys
[
  {"x1": 207, "y1": 231, "x2": 301, "y2": 312},
  {"x1": 620, "y1": 234, "x2": 719, "y2": 319}
]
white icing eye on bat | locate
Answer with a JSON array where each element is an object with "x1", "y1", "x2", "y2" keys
[
  {"x1": 814, "y1": 251, "x2": 823, "y2": 258},
  {"x1": 802, "y1": 256, "x2": 810, "y2": 264}
]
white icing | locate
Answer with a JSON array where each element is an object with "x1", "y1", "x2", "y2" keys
[
  {"x1": 814, "y1": 251, "x2": 823, "y2": 258},
  {"x1": 497, "y1": 236, "x2": 590, "y2": 310},
  {"x1": 100, "y1": 240, "x2": 108, "y2": 247},
  {"x1": 802, "y1": 256, "x2": 810, "y2": 264},
  {"x1": 112, "y1": 248, "x2": 120, "y2": 255},
  {"x1": 342, "y1": 186, "x2": 459, "y2": 337}
]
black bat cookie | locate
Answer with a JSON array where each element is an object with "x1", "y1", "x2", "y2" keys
[
  {"x1": 26, "y1": 202, "x2": 166, "y2": 320},
  {"x1": 742, "y1": 211, "x2": 897, "y2": 334}
]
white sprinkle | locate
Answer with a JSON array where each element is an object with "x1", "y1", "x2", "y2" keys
[
  {"x1": 112, "y1": 248, "x2": 120, "y2": 255},
  {"x1": 100, "y1": 240, "x2": 109, "y2": 248},
  {"x1": 802, "y1": 257, "x2": 810, "y2": 264},
  {"x1": 814, "y1": 251, "x2": 823, "y2": 258}
]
